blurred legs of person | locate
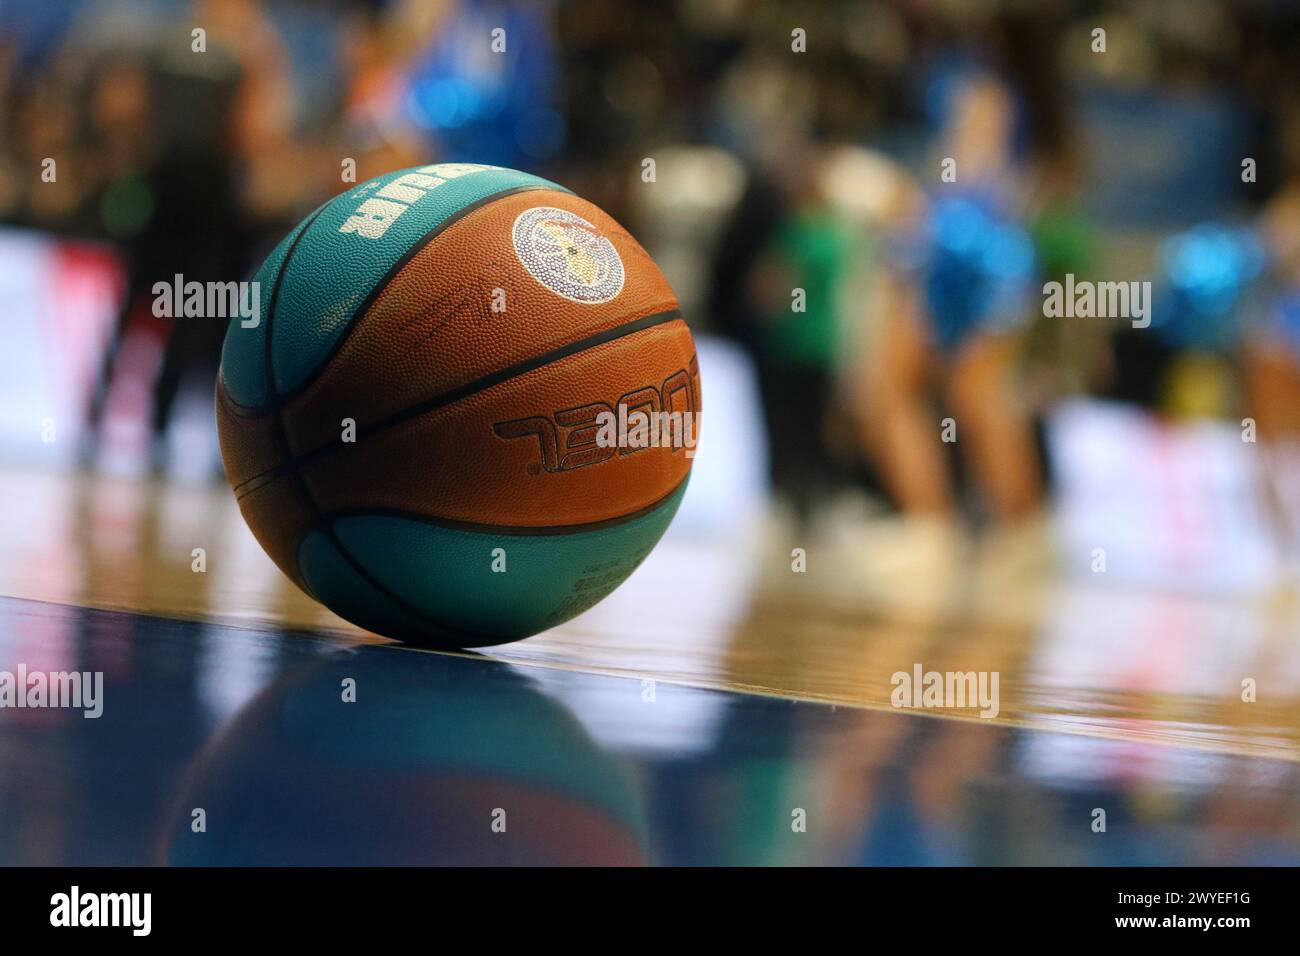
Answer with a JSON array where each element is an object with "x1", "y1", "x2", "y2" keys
[
  {"x1": 863, "y1": 276, "x2": 953, "y2": 516},
  {"x1": 756, "y1": 358, "x2": 834, "y2": 527},
  {"x1": 1244, "y1": 337, "x2": 1300, "y2": 573},
  {"x1": 753, "y1": 172, "x2": 854, "y2": 530},
  {"x1": 1245, "y1": 166, "x2": 1300, "y2": 578},
  {"x1": 863, "y1": 274, "x2": 1041, "y2": 526},
  {"x1": 946, "y1": 331, "x2": 1041, "y2": 523}
]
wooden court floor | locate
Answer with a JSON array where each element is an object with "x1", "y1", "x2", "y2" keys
[{"x1": 1, "y1": 464, "x2": 1296, "y2": 759}]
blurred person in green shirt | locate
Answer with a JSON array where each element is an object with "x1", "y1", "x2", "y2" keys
[{"x1": 747, "y1": 143, "x2": 856, "y2": 525}]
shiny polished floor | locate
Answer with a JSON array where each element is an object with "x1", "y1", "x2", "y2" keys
[{"x1": 1, "y1": 465, "x2": 1298, "y2": 864}]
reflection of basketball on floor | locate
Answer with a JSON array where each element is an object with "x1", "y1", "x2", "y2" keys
[
  {"x1": 163, "y1": 652, "x2": 648, "y2": 865},
  {"x1": 216, "y1": 164, "x2": 699, "y2": 647}
]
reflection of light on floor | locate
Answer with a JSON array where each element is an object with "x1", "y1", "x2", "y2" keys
[
  {"x1": 526, "y1": 661, "x2": 729, "y2": 757},
  {"x1": 196, "y1": 624, "x2": 285, "y2": 724},
  {"x1": 1019, "y1": 728, "x2": 1228, "y2": 789},
  {"x1": 1023, "y1": 581, "x2": 1300, "y2": 758},
  {"x1": 1030, "y1": 583, "x2": 1263, "y2": 698},
  {"x1": 0, "y1": 600, "x2": 78, "y2": 718},
  {"x1": 0, "y1": 468, "x2": 84, "y2": 612}
]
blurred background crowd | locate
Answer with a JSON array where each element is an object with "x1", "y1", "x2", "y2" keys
[{"x1": 3, "y1": 0, "x2": 1300, "y2": 589}]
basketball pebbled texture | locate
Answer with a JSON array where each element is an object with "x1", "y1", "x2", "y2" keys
[{"x1": 216, "y1": 163, "x2": 699, "y2": 647}]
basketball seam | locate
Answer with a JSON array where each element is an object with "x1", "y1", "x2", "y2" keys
[
  {"x1": 250, "y1": 202, "x2": 330, "y2": 596},
  {"x1": 258, "y1": 183, "x2": 555, "y2": 413},
  {"x1": 315, "y1": 478, "x2": 687, "y2": 642},
  {"x1": 221, "y1": 201, "x2": 328, "y2": 407},
  {"x1": 258, "y1": 194, "x2": 452, "y2": 628},
  {"x1": 231, "y1": 309, "x2": 686, "y2": 496},
  {"x1": 263, "y1": 205, "x2": 331, "y2": 396},
  {"x1": 322, "y1": 473, "x2": 689, "y2": 537}
]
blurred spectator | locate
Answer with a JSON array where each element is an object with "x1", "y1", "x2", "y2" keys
[
  {"x1": 863, "y1": 71, "x2": 1042, "y2": 525},
  {"x1": 745, "y1": 139, "x2": 856, "y2": 525},
  {"x1": 1244, "y1": 95, "x2": 1300, "y2": 566}
]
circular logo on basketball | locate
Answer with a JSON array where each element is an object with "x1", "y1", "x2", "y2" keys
[{"x1": 511, "y1": 206, "x2": 625, "y2": 304}]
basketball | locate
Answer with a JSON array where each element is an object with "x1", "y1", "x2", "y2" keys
[{"x1": 215, "y1": 163, "x2": 699, "y2": 647}]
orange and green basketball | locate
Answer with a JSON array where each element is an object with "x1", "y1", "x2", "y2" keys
[{"x1": 216, "y1": 163, "x2": 699, "y2": 647}]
